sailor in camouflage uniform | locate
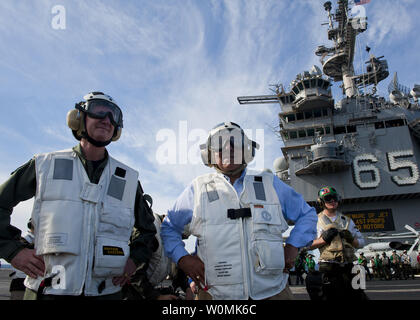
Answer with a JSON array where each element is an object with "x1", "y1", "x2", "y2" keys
[{"x1": 309, "y1": 186, "x2": 367, "y2": 300}]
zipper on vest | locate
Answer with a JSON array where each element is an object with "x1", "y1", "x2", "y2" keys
[
  {"x1": 75, "y1": 154, "x2": 92, "y2": 294},
  {"x1": 224, "y1": 175, "x2": 250, "y2": 299},
  {"x1": 238, "y1": 217, "x2": 249, "y2": 298}
]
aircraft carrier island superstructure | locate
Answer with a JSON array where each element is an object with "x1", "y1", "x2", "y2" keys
[{"x1": 238, "y1": 0, "x2": 420, "y2": 236}]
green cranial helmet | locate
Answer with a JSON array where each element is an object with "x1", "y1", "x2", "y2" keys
[{"x1": 318, "y1": 186, "x2": 340, "y2": 204}]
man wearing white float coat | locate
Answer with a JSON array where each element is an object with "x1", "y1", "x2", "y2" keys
[
  {"x1": 161, "y1": 122, "x2": 317, "y2": 300},
  {"x1": 0, "y1": 92, "x2": 157, "y2": 300}
]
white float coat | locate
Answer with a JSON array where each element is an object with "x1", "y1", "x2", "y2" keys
[
  {"x1": 24, "y1": 149, "x2": 138, "y2": 296},
  {"x1": 189, "y1": 170, "x2": 289, "y2": 300}
]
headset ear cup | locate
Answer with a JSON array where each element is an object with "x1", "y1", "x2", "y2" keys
[
  {"x1": 68, "y1": 110, "x2": 86, "y2": 140},
  {"x1": 77, "y1": 112, "x2": 86, "y2": 138},
  {"x1": 112, "y1": 127, "x2": 122, "y2": 141},
  {"x1": 242, "y1": 137, "x2": 253, "y2": 164},
  {"x1": 317, "y1": 198, "x2": 323, "y2": 207},
  {"x1": 200, "y1": 148, "x2": 210, "y2": 167},
  {"x1": 67, "y1": 109, "x2": 81, "y2": 131}
]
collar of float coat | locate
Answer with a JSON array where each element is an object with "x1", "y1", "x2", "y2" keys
[{"x1": 73, "y1": 144, "x2": 109, "y2": 184}]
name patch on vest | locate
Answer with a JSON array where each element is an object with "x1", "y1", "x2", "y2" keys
[
  {"x1": 253, "y1": 181, "x2": 266, "y2": 201},
  {"x1": 102, "y1": 246, "x2": 125, "y2": 256},
  {"x1": 107, "y1": 175, "x2": 126, "y2": 201},
  {"x1": 53, "y1": 159, "x2": 73, "y2": 181},
  {"x1": 206, "y1": 182, "x2": 219, "y2": 203}
]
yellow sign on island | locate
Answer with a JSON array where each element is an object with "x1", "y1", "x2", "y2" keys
[{"x1": 343, "y1": 209, "x2": 395, "y2": 232}]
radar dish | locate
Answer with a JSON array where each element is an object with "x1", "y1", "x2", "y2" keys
[{"x1": 273, "y1": 157, "x2": 288, "y2": 173}]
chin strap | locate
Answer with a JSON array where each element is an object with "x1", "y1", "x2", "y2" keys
[
  {"x1": 214, "y1": 163, "x2": 247, "y2": 177},
  {"x1": 82, "y1": 131, "x2": 112, "y2": 147}
]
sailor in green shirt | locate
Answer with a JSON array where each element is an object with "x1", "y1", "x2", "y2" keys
[
  {"x1": 390, "y1": 250, "x2": 402, "y2": 280},
  {"x1": 373, "y1": 253, "x2": 385, "y2": 280},
  {"x1": 305, "y1": 254, "x2": 316, "y2": 272},
  {"x1": 0, "y1": 92, "x2": 157, "y2": 299}
]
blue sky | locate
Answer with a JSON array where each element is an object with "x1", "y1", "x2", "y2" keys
[{"x1": 0, "y1": 0, "x2": 419, "y2": 259}]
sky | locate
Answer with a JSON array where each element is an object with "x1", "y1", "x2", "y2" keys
[{"x1": 0, "y1": 0, "x2": 419, "y2": 263}]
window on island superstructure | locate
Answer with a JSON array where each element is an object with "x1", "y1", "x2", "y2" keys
[
  {"x1": 375, "y1": 121, "x2": 385, "y2": 129},
  {"x1": 333, "y1": 125, "x2": 356, "y2": 134},
  {"x1": 296, "y1": 112, "x2": 304, "y2": 121},
  {"x1": 298, "y1": 130, "x2": 307, "y2": 138},
  {"x1": 307, "y1": 128, "x2": 315, "y2": 137},
  {"x1": 280, "y1": 95, "x2": 295, "y2": 104},
  {"x1": 385, "y1": 119, "x2": 405, "y2": 128},
  {"x1": 298, "y1": 82, "x2": 304, "y2": 91},
  {"x1": 290, "y1": 79, "x2": 330, "y2": 94},
  {"x1": 317, "y1": 79, "x2": 324, "y2": 87},
  {"x1": 313, "y1": 109, "x2": 322, "y2": 118},
  {"x1": 282, "y1": 126, "x2": 331, "y2": 141},
  {"x1": 346, "y1": 125, "x2": 356, "y2": 133},
  {"x1": 280, "y1": 107, "x2": 330, "y2": 123},
  {"x1": 284, "y1": 114, "x2": 296, "y2": 122},
  {"x1": 333, "y1": 126, "x2": 346, "y2": 134}
]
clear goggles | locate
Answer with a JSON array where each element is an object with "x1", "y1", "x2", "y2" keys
[{"x1": 80, "y1": 99, "x2": 123, "y2": 128}]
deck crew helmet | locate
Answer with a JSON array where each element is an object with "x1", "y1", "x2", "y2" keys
[
  {"x1": 67, "y1": 92, "x2": 123, "y2": 147},
  {"x1": 317, "y1": 186, "x2": 341, "y2": 207},
  {"x1": 200, "y1": 122, "x2": 259, "y2": 175}
]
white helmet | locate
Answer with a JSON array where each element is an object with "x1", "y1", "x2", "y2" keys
[
  {"x1": 66, "y1": 91, "x2": 123, "y2": 146},
  {"x1": 200, "y1": 122, "x2": 259, "y2": 171}
]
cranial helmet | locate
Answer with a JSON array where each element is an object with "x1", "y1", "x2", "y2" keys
[
  {"x1": 66, "y1": 92, "x2": 123, "y2": 147},
  {"x1": 199, "y1": 122, "x2": 259, "y2": 174},
  {"x1": 317, "y1": 186, "x2": 341, "y2": 207}
]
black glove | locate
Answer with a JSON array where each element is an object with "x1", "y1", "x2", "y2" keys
[
  {"x1": 339, "y1": 230, "x2": 354, "y2": 243},
  {"x1": 321, "y1": 228, "x2": 339, "y2": 244}
]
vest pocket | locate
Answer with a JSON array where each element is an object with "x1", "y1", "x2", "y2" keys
[
  {"x1": 98, "y1": 204, "x2": 133, "y2": 239},
  {"x1": 252, "y1": 239, "x2": 285, "y2": 275},
  {"x1": 250, "y1": 204, "x2": 286, "y2": 275},
  {"x1": 93, "y1": 236, "x2": 129, "y2": 278},
  {"x1": 203, "y1": 223, "x2": 243, "y2": 286},
  {"x1": 93, "y1": 204, "x2": 133, "y2": 277},
  {"x1": 36, "y1": 200, "x2": 83, "y2": 255},
  {"x1": 251, "y1": 204, "x2": 288, "y2": 240}
]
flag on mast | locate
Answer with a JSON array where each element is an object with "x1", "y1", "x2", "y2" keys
[{"x1": 354, "y1": 0, "x2": 371, "y2": 5}]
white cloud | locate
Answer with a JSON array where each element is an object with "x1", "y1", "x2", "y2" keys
[{"x1": 367, "y1": 0, "x2": 415, "y2": 46}]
